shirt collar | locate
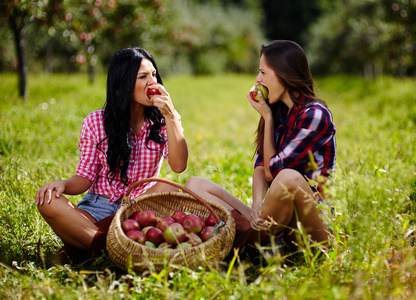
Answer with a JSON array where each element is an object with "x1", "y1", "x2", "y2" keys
[{"x1": 279, "y1": 94, "x2": 309, "y2": 128}]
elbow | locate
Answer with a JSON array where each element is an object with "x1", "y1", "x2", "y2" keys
[{"x1": 171, "y1": 162, "x2": 187, "y2": 173}]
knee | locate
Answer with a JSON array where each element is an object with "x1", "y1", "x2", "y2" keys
[
  {"x1": 36, "y1": 197, "x2": 61, "y2": 219},
  {"x1": 273, "y1": 169, "x2": 307, "y2": 192},
  {"x1": 184, "y1": 176, "x2": 209, "y2": 191}
]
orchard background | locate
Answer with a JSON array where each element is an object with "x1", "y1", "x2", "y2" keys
[{"x1": 1, "y1": 0, "x2": 416, "y2": 298}]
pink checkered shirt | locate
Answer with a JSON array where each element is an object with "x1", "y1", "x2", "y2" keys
[{"x1": 75, "y1": 109, "x2": 176, "y2": 202}]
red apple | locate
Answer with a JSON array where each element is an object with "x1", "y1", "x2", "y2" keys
[
  {"x1": 249, "y1": 84, "x2": 268, "y2": 102},
  {"x1": 121, "y1": 219, "x2": 140, "y2": 233},
  {"x1": 146, "y1": 83, "x2": 161, "y2": 98},
  {"x1": 176, "y1": 242, "x2": 192, "y2": 250},
  {"x1": 141, "y1": 226, "x2": 153, "y2": 235},
  {"x1": 130, "y1": 211, "x2": 141, "y2": 222},
  {"x1": 164, "y1": 223, "x2": 187, "y2": 245},
  {"x1": 170, "y1": 210, "x2": 186, "y2": 223},
  {"x1": 146, "y1": 227, "x2": 164, "y2": 246},
  {"x1": 205, "y1": 214, "x2": 217, "y2": 226},
  {"x1": 137, "y1": 210, "x2": 158, "y2": 228},
  {"x1": 181, "y1": 214, "x2": 204, "y2": 234},
  {"x1": 156, "y1": 216, "x2": 175, "y2": 232},
  {"x1": 126, "y1": 230, "x2": 146, "y2": 244},
  {"x1": 200, "y1": 226, "x2": 215, "y2": 242},
  {"x1": 186, "y1": 232, "x2": 202, "y2": 246}
]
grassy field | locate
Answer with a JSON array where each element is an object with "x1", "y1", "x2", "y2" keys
[{"x1": 0, "y1": 73, "x2": 415, "y2": 299}]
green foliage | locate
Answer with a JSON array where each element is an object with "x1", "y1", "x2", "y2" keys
[
  {"x1": 0, "y1": 73, "x2": 416, "y2": 298},
  {"x1": 0, "y1": 0, "x2": 265, "y2": 77},
  {"x1": 306, "y1": 0, "x2": 416, "y2": 77}
]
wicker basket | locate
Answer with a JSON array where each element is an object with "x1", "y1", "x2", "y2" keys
[{"x1": 106, "y1": 178, "x2": 236, "y2": 273}]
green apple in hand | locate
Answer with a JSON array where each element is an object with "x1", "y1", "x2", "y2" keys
[{"x1": 249, "y1": 84, "x2": 268, "y2": 102}]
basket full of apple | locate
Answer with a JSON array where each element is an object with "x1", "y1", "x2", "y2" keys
[{"x1": 106, "y1": 178, "x2": 236, "y2": 273}]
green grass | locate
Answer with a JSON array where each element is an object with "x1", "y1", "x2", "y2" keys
[{"x1": 1, "y1": 73, "x2": 415, "y2": 299}]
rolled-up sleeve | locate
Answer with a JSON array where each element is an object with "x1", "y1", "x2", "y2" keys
[{"x1": 75, "y1": 115, "x2": 100, "y2": 181}]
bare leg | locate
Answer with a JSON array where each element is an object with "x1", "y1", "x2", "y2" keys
[
  {"x1": 261, "y1": 169, "x2": 329, "y2": 244},
  {"x1": 37, "y1": 195, "x2": 98, "y2": 250},
  {"x1": 184, "y1": 177, "x2": 252, "y2": 220}
]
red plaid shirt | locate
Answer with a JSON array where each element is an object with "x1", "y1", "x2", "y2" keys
[
  {"x1": 254, "y1": 95, "x2": 336, "y2": 180},
  {"x1": 75, "y1": 109, "x2": 178, "y2": 202}
]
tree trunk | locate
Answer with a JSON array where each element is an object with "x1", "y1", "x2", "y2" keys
[{"x1": 9, "y1": 10, "x2": 28, "y2": 100}]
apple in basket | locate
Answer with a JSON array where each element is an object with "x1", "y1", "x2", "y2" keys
[
  {"x1": 126, "y1": 230, "x2": 146, "y2": 245},
  {"x1": 130, "y1": 211, "x2": 141, "y2": 222},
  {"x1": 158, "y1": 241, "x2": 172, "y2": 249},
  {"x1": 205, "y1": 214, "x2": 217, "y2": 226},
  {"x1": 156, "y1": 216, "x2": 175, "y2": 232},
  {"x1": 200, "y1": 226, "x2": 215, "y2": 242},
  {"x1": 141, "y1": 226, "x2": 153, "y2": 235},
  {"x1": 145, "y1": 227, "x2": 165, "y2": 246},
  {"x1": 181, "y1": 214, "x2": 204, "y2": 234},
  {"x1": 170, "y1": 210, "x2": 186, "y2": 223},
  {"x1": 186, "y1": 232, "x2": 202, "y2": 246},
  {"x1": 145, "y1": 241, "x2": 156, "y2": 248},
  {"x1": 121, "y1": 219, "x2": 140, "y2": 233},
  {"x1": 164, "y1": 223, "x2": 187, "y2": 245},
  {"x1": 137, "y1": 210, "x2": 158, "y2": 227}
]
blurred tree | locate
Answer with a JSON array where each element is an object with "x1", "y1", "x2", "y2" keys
[
  {"x1": 261, "y1": 0, "x2": 322, "y2": 44},
  {"x1": 0, "y1": 0, "x2": 65, "y2": 99},
  {"x1": 1, "y1": 1, "x2": 29, "y2": 99},
  {"x1": 306, "y1": 0, "x2": 415, "y2": 77}
]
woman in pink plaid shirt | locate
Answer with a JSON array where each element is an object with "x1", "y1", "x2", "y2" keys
[
  {"x1": 185, "y1": 40, "x2": 336, "y2": 259},
  {"x1": 35, "y1": 48, "x2": 188, "y2": 263}
]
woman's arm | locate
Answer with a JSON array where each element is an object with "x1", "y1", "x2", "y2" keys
[
  {"x1": 164, "y1": 112, "x2": 188, "y2": 173},
  {"x1": 250, "y1": 166, "x2": 271, "y2": 230},
  {"x1": 248, "y1": 92, "x2": 276, "y2": 182},
  {"x1": 149, "y1": 85, "x2": 188, "y2": 173},
  {"x1": 35, "y1": 175, "x2": 92, "y2": 205}
]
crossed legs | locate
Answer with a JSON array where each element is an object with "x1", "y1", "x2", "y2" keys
[{"x1": 184, "y1": 169, "x2": 329, "y2": 245}]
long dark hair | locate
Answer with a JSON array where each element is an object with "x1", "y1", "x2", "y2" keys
[
  {"x1": 101, "y1": 47, "x2": 165, "y2": 186},
  {"x1": 254, "y1": 40, "x2": 326, "y2": 153}
]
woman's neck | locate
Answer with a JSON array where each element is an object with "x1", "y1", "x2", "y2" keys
[{"x1": 129, "y1": 103, "x2": 146, "y2": 134}]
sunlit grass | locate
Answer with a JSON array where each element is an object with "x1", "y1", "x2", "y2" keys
[{"x1": 0, "y1": 73, "x2": 415, "y2": 298}]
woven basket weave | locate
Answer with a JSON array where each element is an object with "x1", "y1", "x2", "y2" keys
[{"x1": 106, "y1": 178, "x2": 236, "y2": 273}]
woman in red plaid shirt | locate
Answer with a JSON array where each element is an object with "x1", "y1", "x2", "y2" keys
[
  {"x1": 35, "y1": 48, "x2": 188, "y2": 263},
  {"x1": 185, "y1": 40, "x2": 336, "y2": 257}
]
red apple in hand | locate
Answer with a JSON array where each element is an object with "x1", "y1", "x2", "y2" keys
[
  {"x1": 156, "y1": 216, "x2": 175, "y2": 232},
  {"x1": 146, "y1": 83, "x2": 161, "y2": 98},
  {"x1": 137, "y1": 210, "x2": 158, "y2": 228},
  {"x1": 164, "y1": 223, "x2": 187, "y2": 245},
  {"x1": 200, "y1": 226, "x2": 215, "y2": 242},
  {"x1": 126, "y1": 230, "x2": 146, "y2": 244},
  {"x1": 122, "y1": 219, "x2": 140, "y2": 233},
  {"x1": 146, "y1": 227, "x2": 164, "y2": 246},
  {"x1": 170, "y1": 210, "x2": 186, "y2": 223},
  {"x1": 249, "y1": 84, "x2": 268, "y2": 102},
  {"x1": 205, "y1": 214, "x2": 217, "y2": 226},
  {"x1": 181, "y1": 214, "x2": 204, "y2": 234}
]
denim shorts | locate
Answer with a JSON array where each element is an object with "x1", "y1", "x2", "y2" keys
[{"x1": 76, "y1": 193, "x2": 121, "y2": 221}]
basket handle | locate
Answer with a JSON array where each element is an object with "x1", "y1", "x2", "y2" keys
[{"x1": 124, "y1": 177, "x2": 222, "y2": 224}]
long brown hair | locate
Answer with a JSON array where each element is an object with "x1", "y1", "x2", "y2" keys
[{"x1": 254, "y1": 40, "x2": 326, "y2": 154}]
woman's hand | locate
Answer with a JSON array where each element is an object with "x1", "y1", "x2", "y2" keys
[
  {"x1": 250, "y1": 202, "x2": 269, "y2": 231},
  {"x1": 247, "y1": 90, "x2": 272, "y2": 119},
  {"x1": 35, "y1": 181, "x2": 66, "y2": 205},
  {"x1": 34, "y1": 175, "x2": 92, "y2": 205},
  {"x1": 147, "y1": 84, "x2": 176, "y2": 119}
]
